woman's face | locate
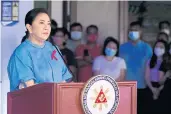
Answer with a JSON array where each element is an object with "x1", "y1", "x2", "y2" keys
[
  {"x1": 53, "y1": 31, "x2": 65, "y2": 46},
  {"x1": 26, "y1": 13, "x2": 51, "y2": 41},
  {"x1": 106, "y1": 42, "x2": 117, "y2": 50},
  {"x1": 154, "y1": 42, "x2": 165, "y2": 57}
]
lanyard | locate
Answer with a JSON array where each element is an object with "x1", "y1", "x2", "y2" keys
[{"x1": 54, "y1": 45, "x2": 74, "y2": 82}]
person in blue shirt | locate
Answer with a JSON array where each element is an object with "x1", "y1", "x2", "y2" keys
[
  {"x1": 7, "y1": 8, "x2": 72, "y2": 92},
  {"x1": 119, "y1": 21, "x2": 152, "y2": 114}
]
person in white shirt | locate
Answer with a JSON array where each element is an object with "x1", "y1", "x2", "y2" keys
[{"x1": 92, "y1": 37, "x2": 126, "y2": 81}]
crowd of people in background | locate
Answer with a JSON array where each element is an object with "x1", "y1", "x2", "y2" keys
[
  {"x1": 47, "y1": 19, "x2": 171, "y2": 114},
  {"x1": 18, "y1": 9, "x2": 171, "y2": 114}
]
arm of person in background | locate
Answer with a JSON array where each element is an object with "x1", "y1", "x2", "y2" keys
[
  {"x1": 75, "y1": 45, "x2": 92, "y2": 67},
  {"x1": 157, "y1": 62, "x2": 169, "y2": 96},
  {"x1": 76, "y1": 58, "x2": 91, "y2": 67},
  {"x1": 115, "y1": 58, "x2": 126, "y2": 82},
  {"x1": 92, "y1": 56, "x2": 101, "y2": 76},
  {"x1": 69, "y1": 66, "x2": 76, "y2": 77},
  {"x1": 67, "y1": 50, "x2": 77, "y2": 81},
  {"x1": 118, "y1": 45, "x2": 124, "y2": 59},
  {"x1": 158, "y1": 62, "x2": 169, "y2": 85},
  {"x1": 115, "y1": 69, "x2": 126, "y2": 82},
  {"x1": 145, "y1": 60, "x2": 158, "y2": 94},
  {"x1": 159, "y1": 71, "x2": 171, "y2": 85},
  {"x1": 146, "y1": 44, "x2": 153, "y2": 59},
  {"x1": 158, "y1": 70, "x2": 171, "y2": 92}
]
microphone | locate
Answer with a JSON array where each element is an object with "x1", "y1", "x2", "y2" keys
[{"x1": 54, "y1": 45, "x2": 74, "y2": 82}]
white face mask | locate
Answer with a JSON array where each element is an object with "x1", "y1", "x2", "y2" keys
[
  {"x1": 71, "y1": 31, "x2": 82, "y2": 40},
  {"x1": 161, "y1": 29, "x2": 170, "y2": 35},
  {"x1": 128, "y1": 31, "x2": 140, "y2": 41},
  {"x1": 154, "y1": 47, "x2": 165, "y2": 57}
]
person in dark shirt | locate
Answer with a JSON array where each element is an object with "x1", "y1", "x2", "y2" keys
[
  {"x1": 159, "y1": 42, "x2": 171, "y2": 83},
  {"x1": 49, "y1": 27, "x2": 77, "y2": 81},
  {"x1": 158, "y1": 42, "x2": 171, "y2": 113}
]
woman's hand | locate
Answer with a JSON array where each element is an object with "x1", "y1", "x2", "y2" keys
[
  {"x1": 151, "y1": 87, "x2": 158, "y2": 95},
  {"x1": 84, "y1": 56, "x2": 93, "y2": 64},
  {"x1": 151, "y1": 87, "x2": 159, "y2": 100},
  {"x1": 152, "y1": 86, "x2": 164, "y2": 100},
  {"x1": 19, "y1": 80, "x2": 35, "y2": 89},
  {"x1": 165, "y1": 70, "x2": 171, "y2": 78}
]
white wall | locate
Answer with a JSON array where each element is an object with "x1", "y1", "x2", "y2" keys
[
  {"x1": 51, "y1": 1, "x2": 63, "y2": 27},
  {"x1": 76, "y1": 1, "x2": 119, "y2": 44},
  {"x1": 1, "y1": 1, "x2": 34, "y2": 114}
]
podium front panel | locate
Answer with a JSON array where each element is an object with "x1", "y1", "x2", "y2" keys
[
  {"x1": 56, "y1": 82, "x2": 136, "y2": 114},
  {"x1": 56, "y1": 83, "x2": 84, "y2": 114},
  {"x1": 8, "y1": 83, "x2": 55, "y2": 114},
  {"x1": 8, "y1": 82, "x2": 136, "y2": 114},
  {"x1": 114, "y1": 82, "x2": 137, "y2": 114}
]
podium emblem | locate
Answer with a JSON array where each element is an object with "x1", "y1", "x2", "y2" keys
[{"x1": 81, "y1": 75, "x2": 119, "y2": 114}]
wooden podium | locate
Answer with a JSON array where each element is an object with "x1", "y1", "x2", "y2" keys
[{"x1": 7, "y1": 82, "x2": 137, "y2": 114}]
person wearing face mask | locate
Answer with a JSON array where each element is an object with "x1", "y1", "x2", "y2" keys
[
  {"x1": 49, "y1": 28, "x2": 77, "y2": 81},
  {"x1": 93, "y1": 37, "x2": 126, "y2": 81},
  {"x1": 75, "y1": 25, "x2": 101, "y2": 82},
  {"x1": 145, "y1": 40, "x2": 168, "y2": 113},
  {"x1": 157, "y1": 42, "x2": 171, "y2": 113},
  {"x1": 66, "y1": 22, "x2": 84, "y2": 52},
  {"x1": 159, "y1": 21, "x2": 171, "y2": 42},
  {"x1": 119, "y1": 21, "x2": 152, "y2": 114},
  {"x1": 7, "y1": 8, "x2": 72, "y2": 92}
]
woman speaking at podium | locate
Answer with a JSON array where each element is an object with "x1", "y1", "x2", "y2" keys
[{"x1": 7, "y1": 8, "x2": 72, "y2": 92}]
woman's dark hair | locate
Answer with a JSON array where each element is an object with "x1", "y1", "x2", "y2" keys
[
  {"x1": 21, "y1": 8, "x2": 49, "y2": 43},
  {"x1": 63, "y1": 27, "x2": 70, "y2": 39},
  {"x1": 50, "y1": 19, "x2": 58, "y2": 36},
  {"x1": 157, "y1": 32, "x2": 169, "y2": 41},
  {"x1": 150, "y1": 40, "x2": 168, "y2": 68},
  {"x1": 102, "y1": 37, "x2": 119, "y2": 56}
]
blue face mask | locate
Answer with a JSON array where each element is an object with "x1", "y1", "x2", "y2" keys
[
  {"x1": 128, "y1": 31, "x2": 140, "y2": 41},
  {"x1": 105, "y1": 48, "x2": 117, "y2": 57},
  {"x1": 71, "y1": 31, "x2": 82, "y2": 40}
]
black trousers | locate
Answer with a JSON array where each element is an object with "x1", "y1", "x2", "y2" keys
[
  {"x1": 145, "y1": 82, "x2": 160, "y2": 114},
  {"x1": 145, "y1": 80, "x2": 171, "y2": 114},
  {"x1": 158, "y1": 79, "x2": 171, "y2": 113},
  {"x1": 137, "y1": 89, "x2": 147, "y2": 114}
]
